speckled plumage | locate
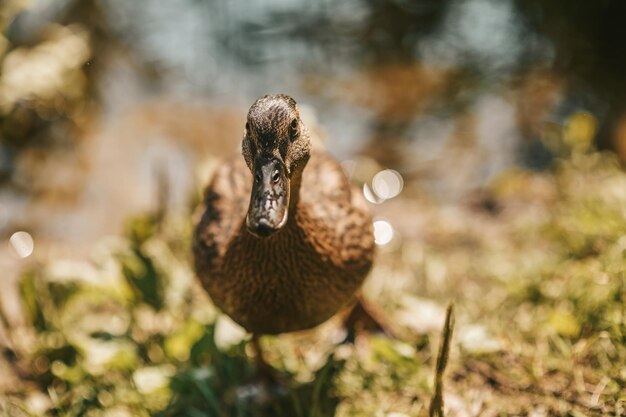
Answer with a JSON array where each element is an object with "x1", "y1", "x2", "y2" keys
[{"x1": 193, "y1": 95, "x2": 375, "y2": 335}]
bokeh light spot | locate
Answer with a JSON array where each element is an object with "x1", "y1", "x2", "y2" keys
[
  {"x1": 373, "y1": 220, "x2": 394, "y2": 246},
  {"x1": 363, "y1": 183, "x2": 383, "y2": 204},
  {"x1": 372, "y1": 169, "x2": 404, "y2": 200},
  {"x1": 9, "y1": 230, "x2": 34, "y2": 258}
]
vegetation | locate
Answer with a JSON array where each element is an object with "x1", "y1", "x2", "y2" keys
[{"x1": 1, "y1": 150, "x2": 625, "y2": 416}]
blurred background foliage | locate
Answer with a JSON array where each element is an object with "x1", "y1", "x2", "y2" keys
[{"x1": 1, "y1": 0, "x2": 626, "y2": 415}]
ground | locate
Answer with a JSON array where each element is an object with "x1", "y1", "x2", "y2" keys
[{"x1": 1, "y1": 152, "x2": 625, "y2": 417}]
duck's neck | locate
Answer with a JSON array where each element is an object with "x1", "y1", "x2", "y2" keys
[{"x1": 288, "y1": 170, "x2": 304, "y2": 214}]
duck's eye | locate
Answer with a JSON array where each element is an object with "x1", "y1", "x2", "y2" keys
[
  {"x1": 272, "y1": 170, "x2": 280, "y2": 184},
  {"x1": 289, "y1": 119, "x2": 299, "y2": 141}
]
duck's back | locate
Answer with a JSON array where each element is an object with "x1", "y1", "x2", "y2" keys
[{"x1": 193, "y1": 150, "x2": 375, "y2": 334}]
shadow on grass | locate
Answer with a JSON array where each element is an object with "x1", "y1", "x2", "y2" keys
[{"x1": 158, "y1": 325, "x2": 344, "y2": 417}]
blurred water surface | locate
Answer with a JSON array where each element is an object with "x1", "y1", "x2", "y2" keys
[{"x1": 0, "y1": 0, "x2": 620, "y2": 287}]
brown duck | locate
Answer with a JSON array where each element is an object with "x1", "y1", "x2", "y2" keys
[{"x1": 193, "y1": 94, "x2": 376, "y2": 354}]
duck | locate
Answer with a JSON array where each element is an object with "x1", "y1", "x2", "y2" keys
[{"x1": 193, "y1": 94, "x2": 376, "y2": 367}]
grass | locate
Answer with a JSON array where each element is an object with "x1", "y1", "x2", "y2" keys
[
  {"x1": 1, "y1": 151, "x2": 626, "y2": 416},
  {"x1": 428, "y1": 303, "x2": 454, "y2": 417}
]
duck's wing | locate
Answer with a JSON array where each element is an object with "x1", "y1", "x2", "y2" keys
[
  {"x1": 300, "y1": 151, "x2": 375, "y2": 271},
  {"x1": 193, "y1": 156, "x2": 251, "y2": 279}
]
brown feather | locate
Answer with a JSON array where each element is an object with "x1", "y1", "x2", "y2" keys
[{"x1": 193, "y1": 95, "x2": 375, "y2": 335}]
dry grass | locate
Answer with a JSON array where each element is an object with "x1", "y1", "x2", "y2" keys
[{"x1": 1, "y1": 152, "x2": 625, "y2": 416}]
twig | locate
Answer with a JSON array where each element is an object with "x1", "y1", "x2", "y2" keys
[
  {"x1": 429, "y1": 302, "x2": 455, "y2": 417},
  {"x1": 153, "y1": 160, "x2": 170, "y2": 228}
]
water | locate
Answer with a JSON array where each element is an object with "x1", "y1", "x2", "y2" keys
[{"x1": 0, "y1": 0, "x2": 563, "y2": 291}]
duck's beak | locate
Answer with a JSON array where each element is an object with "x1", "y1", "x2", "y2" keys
[{"x1": 246, "y1": 157, "x2": 290, "y2": 238}]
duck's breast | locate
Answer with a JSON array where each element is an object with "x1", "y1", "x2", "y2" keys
[{"x1": 193, "y1": 151, "x2": 375, "y2": 334}]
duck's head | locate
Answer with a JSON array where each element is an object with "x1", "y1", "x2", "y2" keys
[{"x1": 242, "y1": 94, "x2": 311, "y2": 238}]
